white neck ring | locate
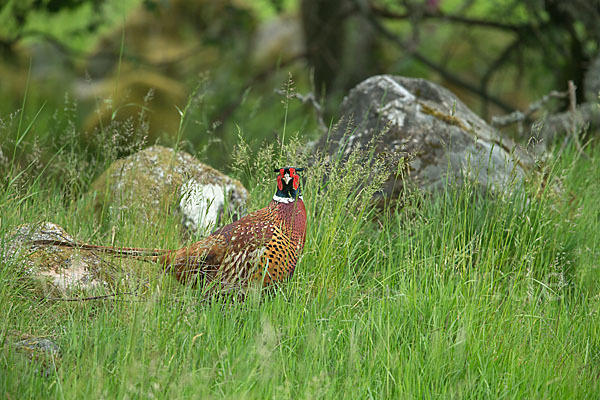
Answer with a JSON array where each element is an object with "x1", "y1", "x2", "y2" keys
[{"x1": 273, "y1": 194, "x2": 303, "y2": 203}]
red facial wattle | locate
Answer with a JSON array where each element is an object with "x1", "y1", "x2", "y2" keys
[
  {"x1": 289, "y1": 168, "x2": 299, "y2": 190},
  {"x1": 277, "y1": 168, "x2": 284, "y2": 190}
]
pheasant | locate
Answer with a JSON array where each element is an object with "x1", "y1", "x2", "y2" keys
[{"x1": 32, "y1": 167, "x2": 307, "y2": 293}]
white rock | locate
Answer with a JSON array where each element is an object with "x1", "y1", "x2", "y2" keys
[{"x1": 180, "y1": 181, "x2": 238, "y2": 234}]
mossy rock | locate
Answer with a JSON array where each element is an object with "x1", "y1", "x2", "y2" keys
[
  {"x1": 90, "y1": 145, "x2": 248, "y2": 235},
  {"x1": 1, "y1": 222, "x2": 116, "y2": 298}
]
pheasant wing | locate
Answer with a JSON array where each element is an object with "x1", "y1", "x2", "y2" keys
[{"x1": 162, "y1": 206, "x2": 276, "y2": 287}]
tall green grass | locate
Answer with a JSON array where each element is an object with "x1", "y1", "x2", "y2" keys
[{"x1": 1, "y1": 99, "x2": 599, "y2": 398}]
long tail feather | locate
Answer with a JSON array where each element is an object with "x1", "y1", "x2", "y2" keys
[{"x1": 30, "y1": 240, "x2": 172, "y2": 260}]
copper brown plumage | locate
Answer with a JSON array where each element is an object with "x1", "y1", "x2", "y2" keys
[
  {"x1": 163, "y1": 195, "x2": 306, "y2": 290},
  {"x1": 31, "y1": 167, "x2": 307, "y2": 293}
]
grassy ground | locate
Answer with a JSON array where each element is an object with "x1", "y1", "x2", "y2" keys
[{"x1": 1, "y1": 129, "x2": 599, "y2": 398}]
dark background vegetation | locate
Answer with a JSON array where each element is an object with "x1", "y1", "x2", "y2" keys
[{"x1": 1, "y1": 0, "x2": 599, "y2": 181}]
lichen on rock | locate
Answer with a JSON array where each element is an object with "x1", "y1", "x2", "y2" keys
[
  {"x1": 316, "y1": 75, "x2": 533, "y2": 197},
  {"x1": 1, "y1": 222, "x2": 111, "y2": 297},
  {"x1": 89, "y1": 145, "x2": 248, "y2": 235}
]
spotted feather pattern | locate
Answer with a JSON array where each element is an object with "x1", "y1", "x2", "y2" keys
[{"x1": 159, "y1": 198, "x2": 306, "y2": 292}]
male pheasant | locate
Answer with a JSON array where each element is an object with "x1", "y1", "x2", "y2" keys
[
  {"x1": 160, "y1": 166, "x2": 307, "y2": 290},
  {"x1": 32, "y1": 167, "x2": 307, "y2": 293}
]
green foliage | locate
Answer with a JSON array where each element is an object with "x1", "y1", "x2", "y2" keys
[
  {"x1": 1, "y1": 98, "x2": 599, "y2": 397},
  {"x1": 0, "y1": 0, "x2": 139, "y2": 51}
]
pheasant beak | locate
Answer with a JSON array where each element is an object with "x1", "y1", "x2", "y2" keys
[{"x1": 283, "y1": 173, "x2": 292, "y2": 184}]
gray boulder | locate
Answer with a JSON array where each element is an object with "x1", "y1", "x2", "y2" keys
[
  {"x1": 90, "y1": 145, "x2": 248, "y2": 235},
  {"x1": 316, "y1": 75, "x2": 532, "y2": 196}
]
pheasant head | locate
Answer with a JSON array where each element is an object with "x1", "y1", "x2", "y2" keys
[{"x1": 273, "y1": 167, "x2": 304, "y2": 202}]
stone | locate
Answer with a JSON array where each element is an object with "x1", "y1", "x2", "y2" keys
[
  {"x1": 316, "y1": 75, "x2": 532, "y2": 196},
  {"x1": 1, "y1": 222, "x2": 110, "y2": 296},
  {"x1": 14, "y1": 338, "x2": 60, "y2": 357},
  {"x1": 14, "y1": 337, "x2": 61, "y2": 377},
  {"x1": 90, "y1": 145, "x2": 248, "y2": 235}
]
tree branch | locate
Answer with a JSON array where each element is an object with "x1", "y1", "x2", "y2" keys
[
  {"x1": 370, "y1": 4, "x2": 528, "y2": 33},
  {"x1": 353, "y1": 1, "x2": 516, "y2": 113},
  {"x1": 480, "y1": 38, "x2": 521, "y2": 117},
  {"x1": 491, "y1": 89, "x2": 567, "y2": 132}
]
